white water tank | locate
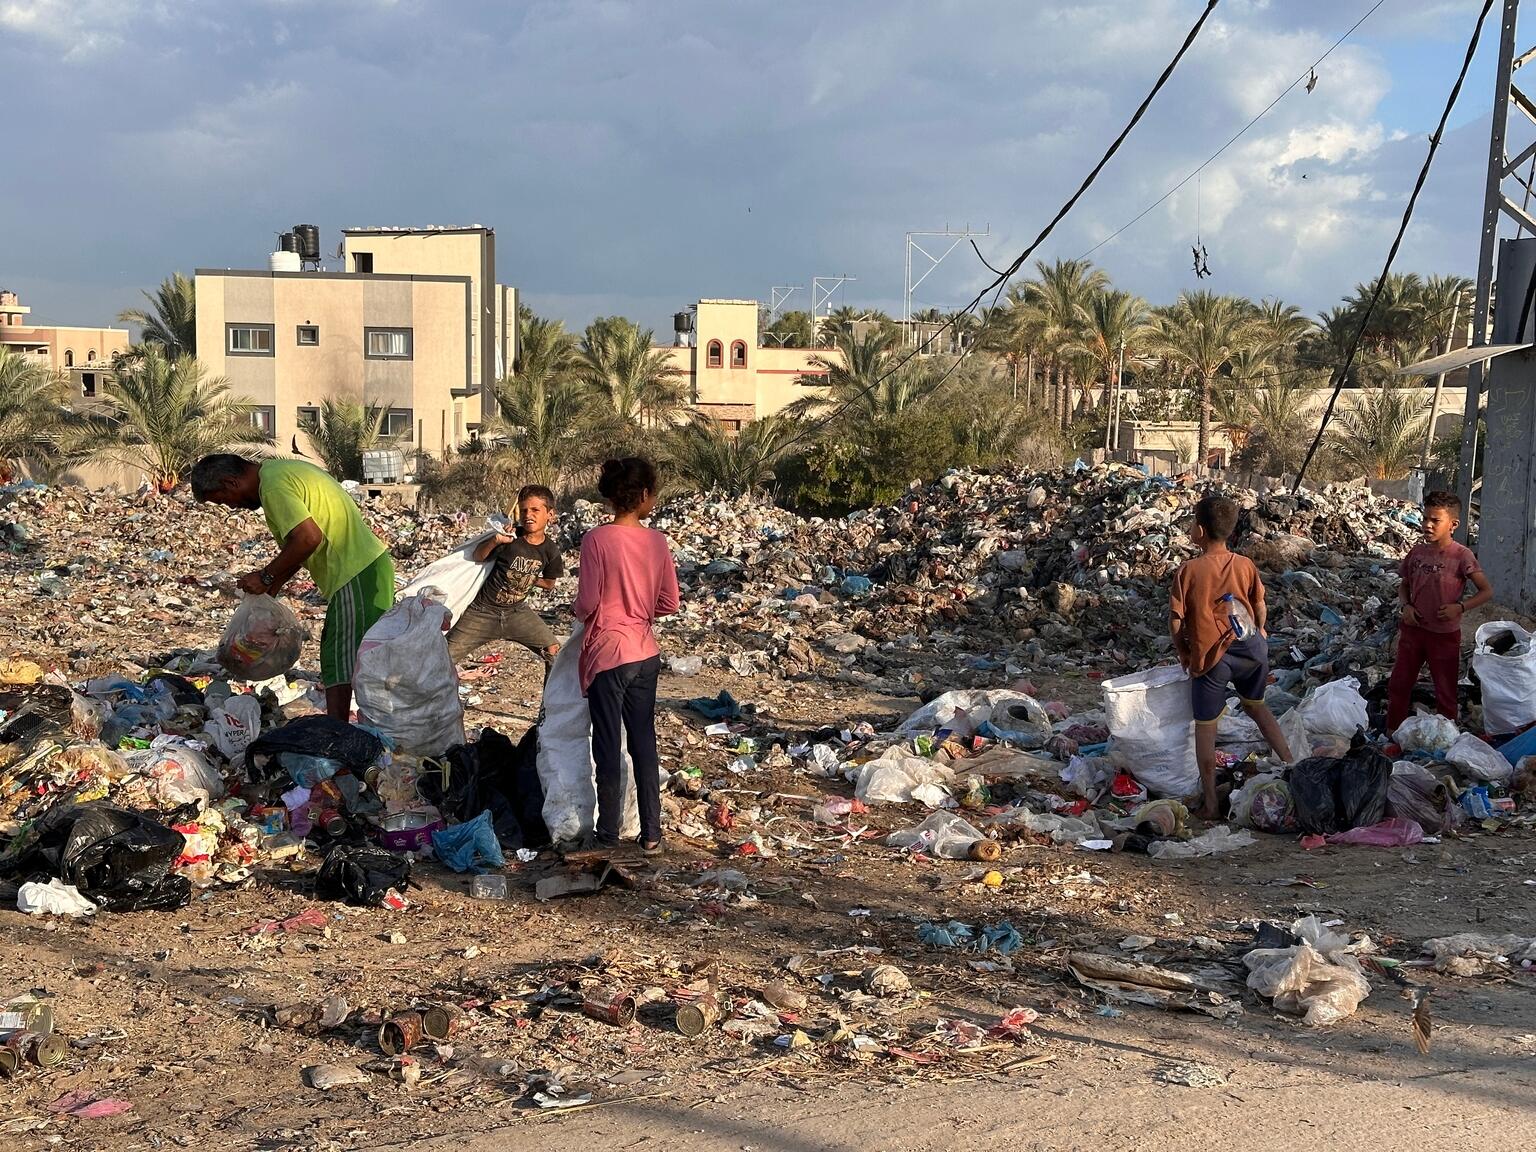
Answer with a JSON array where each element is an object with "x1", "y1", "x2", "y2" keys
[{"x1": 269, "y1": 250, "x2": 301, "y2": 273}]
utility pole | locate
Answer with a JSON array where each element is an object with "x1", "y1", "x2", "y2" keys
[
  {"x1": 903, "y1": 225, "x2": 990, "y2": 348},
  {"x1": 1454, "y1": 0, "x2": 1522, "y2": 537}
]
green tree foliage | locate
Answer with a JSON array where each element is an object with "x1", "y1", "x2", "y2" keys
[
  {"x1": 118, "y1": 273, "x2": 197, "y2": 360},
  {"x1": 0, "y1": 348, "x2": 80, "y2": 480},
  {"x1": 299, "y1": 398, "x2": 387, "y2": 481}
]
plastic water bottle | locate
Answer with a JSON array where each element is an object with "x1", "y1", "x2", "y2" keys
[{"x1": 1220, "y1": 593, "x2": 1255, "y2": 641}]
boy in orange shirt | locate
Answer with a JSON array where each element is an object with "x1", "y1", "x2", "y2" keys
[{"x1": 1171, "y1": 495, "x2": 1292, "y2": 819}]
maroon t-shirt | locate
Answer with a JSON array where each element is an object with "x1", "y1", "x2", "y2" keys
[{"x1": 1401, "y1": 541, "x2": 1480, "y2": 634}]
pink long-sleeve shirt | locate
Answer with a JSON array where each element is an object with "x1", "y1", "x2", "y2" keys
[{"x1": 573, "y1": 523, "x2": 681, "y2": 694}]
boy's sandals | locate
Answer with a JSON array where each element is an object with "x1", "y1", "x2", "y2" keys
[{"x1": 640, "y1": 840, "x2": 664, "y2": 857}]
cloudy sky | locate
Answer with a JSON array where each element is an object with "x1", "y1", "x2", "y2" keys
[{"x1": 0, "y1": 0, "x2": 1514, "y2": 336}]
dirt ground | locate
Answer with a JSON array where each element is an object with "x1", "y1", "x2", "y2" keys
[{"x1": 3, "y1": 656, "x2": 1535, "y2": 1152}]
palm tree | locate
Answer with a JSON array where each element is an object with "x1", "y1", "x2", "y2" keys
[
  {"x1": 662, "y1": 412, "x2": 802, "y2": 495},
  {"x1": 118, "y1": 273, "x2": 197, "y2": 360},
  {"x1": 493, "y1": 354, "x2": 609, "y2": 491},
  {"x1": 1329, "y1": 384, "x2": 1430, "y2": 480},
  {"x1": 299, "y1": 398, "x2": 387, "y2": 481},
  {"x1": 1153, "y1": 291, "x2": 1258, "y2": 465},
  {"x1": 1019, "y1": 258, "x2": 1109, "y2": 423},
  {"x1": 88, "y1": 348, "x2": 265, "y2": 490},
  {"x1": 1240, "y1": 377, "x2": 1321, "y2": 478},
  {"x1": 789, "y1": 328, "x2": 939, "y2": 424},
  {"x1": 1342, "y1": 273, "x2": 1426, "y2": 365},
  {"x1": 0, "y1": 349, "x2": 77, "y2": 480},
  {"x1": 579, "y1": 317, "x2": 687, "y2": 429},
  {"x1": 1063, "y1": 288, "x2": 1150, "y2": 413},
  {"x1": 516, "y1": 313, "x2": 580, "y2": 377}
]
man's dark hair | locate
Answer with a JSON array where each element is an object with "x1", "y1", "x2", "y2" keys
[
  {"x1": 1193, "y1": 494, "x2": 1239, "y2": 543},
  {"x1": 518, "y1": 484, "x2": 556, "y2": 509},
  {"x1": 1425, "y1": 490, "x2": 1461, "y2": 518},
  {"x1": 190, "y1": 454, "x2": 257, "y2": 501},
  {"x1": 597, "y1": 457, "x2": 659, "y2": 513}
]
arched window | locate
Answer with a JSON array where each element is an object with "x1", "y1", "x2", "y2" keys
[
  {"x1": 87, "y1": 350, "x2": 96, "y2": 362},
  {"x1": 730, "y1": 340, "x2": 747, "y2": 368},
  {"x1": 63, "y1": 350, "x2": 73, "y2": 367},
  {"x1": 706, "y1": 339, "x2": 723, "y2": 368}
]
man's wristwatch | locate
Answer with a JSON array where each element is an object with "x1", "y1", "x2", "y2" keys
[{"x1": 259, "y1": 569, "x2": 276, "y2": 588}]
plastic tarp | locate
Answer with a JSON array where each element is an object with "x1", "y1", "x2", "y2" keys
[
  {"x1": 354, "y1": 594, "x2": 465, "y2": 757},
  {"x1": 535, "y1": 620, "x2": 640, "y2": 844},
  {"x1": 1472, "y1": 622, "x2": 1536, "y2": 736},
  {"x1": 1102, "y1": 665, "x2": 1197, "y2": 798}
]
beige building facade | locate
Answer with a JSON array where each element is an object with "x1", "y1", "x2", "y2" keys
[
  {"x1": 660, "y1": 299, "x2": 830, "y2": 426},
  {"x1": 0, "y1": 289, "x2": 130, "y2": 403}
]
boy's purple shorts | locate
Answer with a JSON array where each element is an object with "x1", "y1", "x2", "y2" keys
[{"x1": 1191, "y1": 634, "x2": 1269, "y2": 723}]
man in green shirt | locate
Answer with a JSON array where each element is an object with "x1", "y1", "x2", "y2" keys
[{"x1": 191, "y1": 454, "x2": 395, "y2": 721}]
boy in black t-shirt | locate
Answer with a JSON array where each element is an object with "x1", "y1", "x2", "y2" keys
[{"x1": 446, "y1": 485, "x2": 564, "y2": 670}]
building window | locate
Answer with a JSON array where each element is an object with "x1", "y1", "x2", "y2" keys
[
  {"x1": 247, "y1": 405, "x2": 277, "y2": 440},
  {"x1": 354, "y1": 252, "x2": 374, "y2": 274},
  {"x1": 227, "y1": 324, "x2": 275, "y2": 356},
  {"x1": 87, "y1": 350, "x2": 96, "y2": 362},
  {"x1": 63, "y1": 350, "x2": 73, "y2": 367},
  {"x1": 297, "y1": 405, "x2": 320, "y2": 429},
  {"x1": 706, "y1": 340, "x2": 723, "y2": 368},
  {"x1": 382, "y1": 407, "x2": 414, "y2": 440},
  {"x1": 365, "y1": 327, "x2": 412, "y2": 360},
  {"x1": 730, "y1": 340, "x2": 747, "y2": 368},
  {"x1": 81, "y1": 373, "x2": 96, "y2": 398},
  {"x1": 296, "y1": 325, "x2": 319, "y2": 346}
]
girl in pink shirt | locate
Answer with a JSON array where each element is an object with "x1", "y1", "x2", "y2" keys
[{"x1": 574, "y1": 457, "x2": 680, "y2": 853}]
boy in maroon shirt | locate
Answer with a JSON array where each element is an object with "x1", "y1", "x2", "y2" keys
[{"x1": 1385, "y1": 491, "x2": 1493, "y2": 732}]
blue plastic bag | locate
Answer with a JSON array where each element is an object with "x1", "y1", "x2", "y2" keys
[{"x1": 431, "y1": 810, "x2": 506, "y2": 873}]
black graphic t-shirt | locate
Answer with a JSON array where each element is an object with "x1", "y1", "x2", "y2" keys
[{"x1": 475, "y1": 535, "x2": 564, "y2": 609}]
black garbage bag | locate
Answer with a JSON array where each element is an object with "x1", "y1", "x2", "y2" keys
[
  {"x1": 1, "y1": 802, "x2": 190, "y2": 912},
  {"x1": 246, "y1": 716, "x2": 385, "y2": 783},
  {"x1": 1289, "y1": 734, "x2": 1391, "y2": 834},
  {"x1": 316, "y1": 843, "x2": 412, "y2": 907},
  {"x1": 423, "y1": 726, "x2": 549, "y2": 850}
]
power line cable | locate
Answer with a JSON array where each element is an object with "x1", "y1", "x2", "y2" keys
[
  {"x1": 1292, "y1": 0, "x2": 1497, "y2": 490},
  {"x1": 772, "y1": 0, "x2": 1225, "y2": 457},
  {"x1": 1078, "y1": 0, "x2": 1389, "y2": 261}
]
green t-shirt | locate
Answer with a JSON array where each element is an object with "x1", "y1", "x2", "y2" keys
[{"x1": 259, "y1": 459, "x2": 388, "y2": 599}]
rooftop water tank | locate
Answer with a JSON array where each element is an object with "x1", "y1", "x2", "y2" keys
[
  {"x1": 279, "y1": 231, "x2": 299, "y2": 253},
  {"x1": 269, "y1": 250, "x2": 302, "y2": 272},
  {"x1": 293, "y1": 224, "x2": 321, "y2": 262}
]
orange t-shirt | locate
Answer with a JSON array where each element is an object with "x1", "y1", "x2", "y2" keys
[{"x1": 1170, "y1": 550, "x2": 1265, "y2": 676}]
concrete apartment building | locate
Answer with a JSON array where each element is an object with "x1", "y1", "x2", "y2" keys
[
  {"x1": 0, "y1": 289, "x2": 130, "y2": 402},
  {"x1": 195, "y1": 226, "x2": 516, "y2": 459},
  {"x1": 660, "y1": 299, "x2": 830, "y2": 427}
]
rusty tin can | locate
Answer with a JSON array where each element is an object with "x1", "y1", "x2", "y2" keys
[
  {"x1": 0, "y1": 1046, "x2": 18, "y2": 1077},
  {"x1": 378, "y1": 1012, "x2": 423, "y2": 1055},
  {"x1": 420, "y1": 1004, "x2": 461, "y2": 1041},
  {"x1": 673, "y1": 996, "x2": 719, "y2": 1038},
  {"x1": 2, "y1": 1030, "x2": 67, "y2": 1068},
  {"x1": 968, "y1": 838, "x2": 1003, "y2": 863},
  {"x1": 580, "y1": 987, "x2": 636, "y2": 1027}
]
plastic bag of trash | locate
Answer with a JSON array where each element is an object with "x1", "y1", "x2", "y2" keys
[
  {"x1": 1446, "y1": 732, "x2": 1513, "y2": 784},
  {"x1": 354, "y1": 595, "x2": 465, "y2": 757},
  {"x1": 400, "y1": 532, "x2": 496, "y2": 626},
  {"x1": 1, "y1": 802, "x2": 190, "y2": 913},
  {"x1": 1102, "y1": 665, "x2": 1197, "y2": 798},
  {"x1": 143, "y1": 743, "x2": 225, "y2": 807},
  {"x1": 884, "y1": 811, "x2": 986, "y2": 859},
  {"x1": 1229, "y1": 774, "x2": 1296, "y2": 832},
  {"x1": 1386, "y1": 762, "x2": 1459, "y2": 834},
  {"x1": 1288, "y1": 735, "x2": 1391, "y2": 834},
  {"x1": 1472, "y1": 622, "x2": 1536, "y2": 736},
  {"x1": 18, "y1": 878, "x2": 97, "y2": 917},
  {"x1": 315, "y1": 842, "x2": 412, "y2": 908},
  {"x1": 535, "y1": 621, "x2": 639, "y2": 845},
  {"x1": 1326, "y1": 817, "x2": 1424, "y2": 847},
  {"x1": 203, "y1": 694, "x2": 263, "y2": 762},
  {"x1": 70, "y1": 690, "x2": 111, "y2": 741},
  {"x1": 1061, "y1": 755, "x2": 1113, "y2": 801},
  {"x1": 1392, "y1": 713, "x2": 1459, "y2": 755},
  {"x1": 217, "y1": 594, "x2": 305, "y2": 681},
  {"x1": 899, "y1": 689, "x2": 1051, "y2": 748},
  {"x1": 853, "y1": 748, "x2": 955, "y2": 806},
  {"x1": 1294, "y1": 677, "x2": 1368, "y2": 739},
  {"x1": 1243, "y1": 915, "x2": 1371, "y2": 1026},
  {"x1": 1420, "y1": 932, "x2": 1536, "y2": 975}
]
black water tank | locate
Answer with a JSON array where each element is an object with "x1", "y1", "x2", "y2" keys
[
  {"x1": 674, "y1": 311, "x2": 694, "y2": 333},
  {"x1": 279, "y1": 232, "x2": 299, "y2": 254},
  {"x1": 293, "y1": 224, "x2": 321, "y2": 261}
]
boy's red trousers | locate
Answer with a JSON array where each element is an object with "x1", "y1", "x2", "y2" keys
[{"x1": 1386, "y1": 624, "x2": 1461, "y2": 733}]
